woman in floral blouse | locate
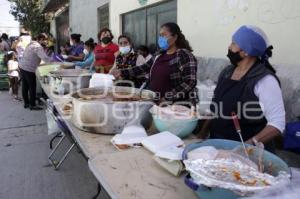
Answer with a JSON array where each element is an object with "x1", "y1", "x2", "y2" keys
[{"x1": 112, "y1": 35, "x2": 146, "y2": 88}]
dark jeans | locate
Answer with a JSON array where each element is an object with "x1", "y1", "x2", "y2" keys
[{"x1": 20, "y1": 68, "x2": 36, "y2": 107}]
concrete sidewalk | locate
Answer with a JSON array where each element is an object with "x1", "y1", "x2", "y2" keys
[{"x1": 0, "y1": 91, "x2": 99, "y2": 199}]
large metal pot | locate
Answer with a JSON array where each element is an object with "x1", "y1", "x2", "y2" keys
[
  {"x1": 71, "y1": 87, "x2": 156, "y2": 134},
  {"x1": 49, "y1": 69, "x2": 92, "y2": 95}
]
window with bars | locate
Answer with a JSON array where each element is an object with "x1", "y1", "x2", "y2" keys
[
  {"x1": 55, "y1": 9, "x2": 69, "y2": 49},
  {"x1": 122, "y1": 0, "x2": 177, "y2": 53},
  {"x1": 98, "y1": 4, "x2": 110, "y2": 31}
]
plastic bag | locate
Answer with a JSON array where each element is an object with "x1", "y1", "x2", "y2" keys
[
  {"x1": 187, "y1": 146, "x2": 219, "y2": 160},
  {"x1": 45, "y1": 109, "x2": 60, "y2": 135},
  {"x1": 184, "y1": 146, "x2": 291, "y2": 196},
  {"x1": 196, "y1": 79, "x2": 216, "y2": 114},
  {"x1": 244, "y1": 168, "x2": 300, "y2": 199},
  {"x1": 232, "y1": 144, "x2": 264, "y2": 172}
]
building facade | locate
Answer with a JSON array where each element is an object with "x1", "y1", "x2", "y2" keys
[
  {"x1": 110, "y1": 0, "x2": 300, "y2": 66},
  {"x1": 44, "y1": 0, "x2": 300, "y2": 66},
  {"x1": 69, "y1": 0, "x2": 300, "y2": 121},
  {"x1": 43, "y1": 0, "x2": 69, "y2": 49},
  {"x1": 69, "y1": 0, "x2": 109, "y2": 42}
]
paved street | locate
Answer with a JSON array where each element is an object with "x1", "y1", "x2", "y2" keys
[{"x1": 0, "y1": 91, "x2": 99, "y2": 199}]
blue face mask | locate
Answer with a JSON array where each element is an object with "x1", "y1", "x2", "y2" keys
[{"x1": 158, "y1": 36, "x2": 169, "y2": 50}]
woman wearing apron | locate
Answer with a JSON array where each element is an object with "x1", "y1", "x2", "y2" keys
[{"x1": 199, "y1": 25, "x2": 285, "y2": 151}]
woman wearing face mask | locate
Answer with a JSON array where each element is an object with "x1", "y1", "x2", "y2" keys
[
  {"x1": 111, "y1": 22, "x2": 198, "y2": 105},
  {"x1": 74, "y1": 38, "x2": 95, "y2": 71},
  {"x1": 63, "y1": 34, "x2": 84, "y2": 62},
  {"x1": 198, "y1": 25, "x2": 285, "y2": 151},
  {"x1": 110, "y1": 35, "x2": 146, "y2": 88},
  {"x1": 93, "y1": 28, "x2": 119, "y2": 73}
]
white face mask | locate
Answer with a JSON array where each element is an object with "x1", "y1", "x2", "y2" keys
[
  {"x1": 119, "y1": 46, "x2": 131, "y2": 55},
  {"x1": 70, "y1": 40, "x2": 74, "y2": 46},
  {"x1": 83, "y1": 49, "x2": 89, "y2": 55}
]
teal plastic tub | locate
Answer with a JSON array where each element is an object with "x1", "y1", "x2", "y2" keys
[
  {"x1": 152, "y1": 116, "x2": 198, "y2": 138},
  {"x1": 183, "y1": 139, "x2": 291, "y2": 199}
]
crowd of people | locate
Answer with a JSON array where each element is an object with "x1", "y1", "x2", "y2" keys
[
  {"x1": 0, "y1": 22, "x2": 286, "y2": 150},
  {"x1": 1, "y1": 31, "x2": 29, "y2": 100}
]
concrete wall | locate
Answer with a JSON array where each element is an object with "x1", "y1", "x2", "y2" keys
[
  {"x1": 109, "y1": 0, "x2": 300, "y2": 121},
  {"x1": 70, "y1": 0, "x2": 109, "y2": 42},
  {"x1": 178, "y1": 0, "x2": 300, "y2": 66},
  {"x1": 197, "y1": 56, "x2": 300, "y2": 122},
  {"x1": 110, "y1": 0, "x2": 300, "y2": 67}
]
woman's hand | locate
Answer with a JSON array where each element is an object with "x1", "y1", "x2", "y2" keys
[
  {"x1": 245, "y1": 139, "x2": 254, "y2": 145},
  {"x1": 61, "y1": 54, "x2": 69, "y2": 60},
  {"x1": 110, "y1": 68, "x2": 121, "y2": 79},
  {"x1": 245, "y1": 125, "x2": 281, "y2": 145},
  {"x1": 114, "y1": 51, "x2": 120, "y2": 57},
  {"x1": 68, "y1": 55, "x2": 77, "y2": 59}
]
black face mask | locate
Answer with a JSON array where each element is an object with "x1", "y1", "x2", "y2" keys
[
  {"x1": 101, "y1": 37, "x2": 111, "y2": 44},
  {"x1": 227, "y1": 49, "x2": 243, "y2": 67}
]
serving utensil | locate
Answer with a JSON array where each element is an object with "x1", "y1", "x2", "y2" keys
[{"x1": 231, "y1": 112, "x2": 249, "y2": 158}]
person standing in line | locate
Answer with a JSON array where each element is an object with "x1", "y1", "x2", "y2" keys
[
  {"x1": 19, "y1": 33, "x2": 52, "y2": 110},
  {"x1": 5, "y1": 51, "x2": 21, "y2": 100},
  {"x1": 1, "y1": 33, "x2": 11, "y2": 52}
]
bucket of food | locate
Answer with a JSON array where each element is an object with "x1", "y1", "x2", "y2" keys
[
  {"x1": 48, "y1": 69, "x2": 92, "y2": 95},
  {"x1": 71, "y1": 87, "x2": 156, "y2": 134}
]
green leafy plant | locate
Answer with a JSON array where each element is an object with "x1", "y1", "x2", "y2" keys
[{"x1": 8, "y1": 0, "x2": 50, "y2": 36}]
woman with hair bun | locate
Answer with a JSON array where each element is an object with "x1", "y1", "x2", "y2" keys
[{"x1": 63, "y1": 33, "x2": 84, "y2": 62}]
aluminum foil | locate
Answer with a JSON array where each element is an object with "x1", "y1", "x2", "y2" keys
[{"x1": 184, "y1": 158, "x2": 290, "y2": 195}]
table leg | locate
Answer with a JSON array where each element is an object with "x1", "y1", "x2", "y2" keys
[
  {"x1": 49, "y1": 132, "x2": 63, "y2": 149},
  {"x1": 92, "y1": 182, "x2": 102, "y2": 199}
]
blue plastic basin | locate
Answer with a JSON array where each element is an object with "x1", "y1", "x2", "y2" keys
[
  {"x1": 152, "y1": 116, "x2": 198, "y2": 138},
  {"x1": 183, "y1": 139, "x2": 291, "y2": 199}
]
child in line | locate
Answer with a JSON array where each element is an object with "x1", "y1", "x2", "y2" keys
[{"x1": 6, "y1": 51, "x2": 21, "y2": 100}]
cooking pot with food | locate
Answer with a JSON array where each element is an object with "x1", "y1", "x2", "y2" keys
[
  {"x1": 48, "y1": 69, "x2": 92, "y2": 95},
  {"x1": 71, "y1": 87, "x2": 156, "y2": 134}
]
